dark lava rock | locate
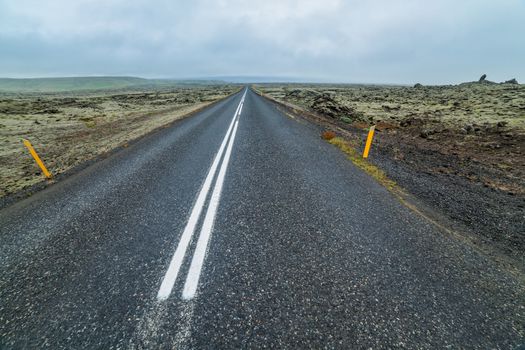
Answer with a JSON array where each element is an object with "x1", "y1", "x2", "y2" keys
[
  {"x1": 462, "y1": 124, "x2": 474, "y2": 134},
  {"x1": 382, "y1": 105, "x2": 401, "y2": 112},
  {"x1": 477, "y1": 74, "x2": 497, "y2": 85},
  {"x1": 310, "y1": 93, "x2": 359, "y2": 120},
  {"x1": 414, "y1": 83, "x2": 423, "y2": 88},
  {"x1": 420, "y1": 130, "x2": 430, "y2": 138},
  {"x1": 36, "y1": 108, "x2": 60, "y2": 114},
  {"x1": 286, "y1": 89, "x2": 320, "y2": 100},
  {"x1": 503, "y1": 78, "x2": 518, "y2": 85},
  {"x1": 400, "y1": 117, "x2": 425, "y2": 128}
]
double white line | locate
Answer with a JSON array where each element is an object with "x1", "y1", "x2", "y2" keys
[{"x1": 157, "y1": 89, "x2": 246, "y2": 301}]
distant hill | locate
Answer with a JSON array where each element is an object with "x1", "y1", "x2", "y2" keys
[
  {"x1": 0, "y1": 77, "x2": 152, "y2": 92},
  {"x1": 0, "y1": 76, "x2": 229, "y2": 93}
]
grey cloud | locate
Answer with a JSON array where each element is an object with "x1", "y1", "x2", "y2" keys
[{"x1": 0, "y1": 0, "x2": 523, "y2": 83}]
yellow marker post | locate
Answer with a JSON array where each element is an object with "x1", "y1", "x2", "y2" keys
[
  {"x1": 362, "y1": 125, "x2": 376, "y2": 159},
  {"x1": 23, "y1": 139, "x2": 52, "y2": 179}
]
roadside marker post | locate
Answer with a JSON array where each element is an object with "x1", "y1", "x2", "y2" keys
[
  {"x1": 362, "y1": 125, "x2": 376, "y2": 159},
  {"x1": 23, "y1": 139, "x2": 53, "y2": 179}
]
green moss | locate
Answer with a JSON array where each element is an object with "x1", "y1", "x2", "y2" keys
[
  {"x1": 257, "y1": 83, "x2": 525, "y2": 132},
  {"x1": 328, "y1": 137, "x2": 397, "y2": 191}
]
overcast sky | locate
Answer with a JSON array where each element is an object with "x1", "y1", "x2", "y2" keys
[{"x1": 0, "y1": 0, "x2": 524, "y2": 84}]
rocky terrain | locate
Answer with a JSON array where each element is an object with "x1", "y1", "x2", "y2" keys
[
  {"x1": 256, "y1": 79, "x2": 525, "y2": 271},
  {"x1": 0, "y1": 85, "x2": 238, "y2": 205}
]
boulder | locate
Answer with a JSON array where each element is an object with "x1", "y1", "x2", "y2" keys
[
  {"x1": 400, "y1": 117, "x2": 424, "y2": 128},
  {"x1": 310, "y1": 93, "x2": 359, "y2": 120},
  {"x1": 477, "y1": 74, "x2": 496, "y2": 84}
]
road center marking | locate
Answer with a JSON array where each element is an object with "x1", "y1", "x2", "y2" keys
[
  {"x1": 182, "y1": 118, "x2": 239, "y2": 300},
  {"x1": 157, "y1": 89, "x2": 246, "y2": 301}
]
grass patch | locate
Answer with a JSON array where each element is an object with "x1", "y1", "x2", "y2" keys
[
  {"x1": 328, "y1": 137, "x2": 397, "y2": 190},
  {"x1": 80, "y1": 116, "x2": 97, "y2": 128}
]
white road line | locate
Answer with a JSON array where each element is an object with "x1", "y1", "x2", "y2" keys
[
  {"x1": 238, "y1": 101, "x2": 244, "y2": 116},
  {"x1": 156, "y1": 92, "x2": 244, "y2": 301},
  {"x1": 182, "y1": 119, "x2": 240, "y2": 300}
]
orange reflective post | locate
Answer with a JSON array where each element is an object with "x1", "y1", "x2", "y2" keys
[
  {"x1": 362, "y1": 125, "x2": 376, "y2": 159},
  {"x1": 23, "y1": 139, "x2": 52, "y2": 179}
]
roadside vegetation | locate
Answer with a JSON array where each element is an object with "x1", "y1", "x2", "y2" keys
[
  {"x1": 0, "y1": 76, "x2": 227, "y2": 93},
  {"x1": 0, "y1": 84, "x2": 238, "y2": 202},
  {"x1": 328, "y1": 137, "x2": 397, "y2": 191}
]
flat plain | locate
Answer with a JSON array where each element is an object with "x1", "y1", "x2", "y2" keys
[{"x1": 0, "y1": 83, "x2": 238, "y2": 202}]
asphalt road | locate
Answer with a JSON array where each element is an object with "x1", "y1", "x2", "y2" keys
[{"x1": 0, "y1": 88, "x2": 523, "y2": 349}]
